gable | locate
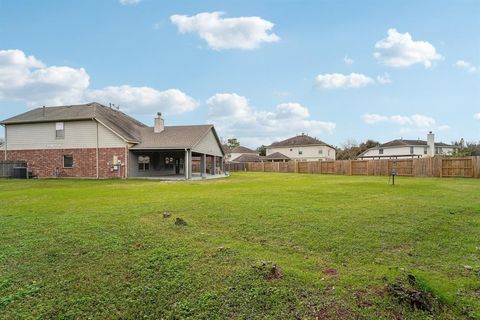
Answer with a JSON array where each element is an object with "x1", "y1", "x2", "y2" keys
[{"x1": 192, "y1": 128, "x2": 223, "y2": 157}]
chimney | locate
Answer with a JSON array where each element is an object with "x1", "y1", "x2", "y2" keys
[
  {"x1": 427, "y1": 131, "x2": 435, "y2": 157},
  {"x1": 154, "y1": 112, "x2": 164, "y2": 133}
]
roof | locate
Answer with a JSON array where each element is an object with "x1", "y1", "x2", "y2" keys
[
  {"x1": 358, "y1": 138, "x2": 458, "y2": 157},
  {"x1": 229, "y1": 145, "x2": 257, "y2": 154},
  {"x1": 230, "y1": 154, "x2": 262, "y2": 162},
  {"x1": 221, "y1": 144, "x2": 231, "y2": 153},
  {"x1": 379, "y1": 139, "x2": 455, "y2": 148},
  {"x1": 0, "y1": 102, "x2": 147, "y2": 143},
  {"x1": 130, "y1": 125, "x2": 218, "y2": 150},
  {"x1": 265, "y1": 152, "x2": 290, "y2": 160},
  {"x1": 268, "y1": 134, "x2": 333, "y2": 148}
]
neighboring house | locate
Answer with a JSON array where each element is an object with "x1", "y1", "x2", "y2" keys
[
  {"x1": 357, "y1": 132, "x2": 458, "y2": 160},
  {"x1": 0, "y1": 103, "x2": 224, "y2": 179},
  {"x1": 225, "y1": 145, "x2": 258, "y2": 162},
  {"x1": 266, "y1": 134, "x2": 336, "y2": 161}
]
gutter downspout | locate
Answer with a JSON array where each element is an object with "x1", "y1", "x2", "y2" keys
[
  {"x1": 95, "y1": 121, "x2": 99, "y2": 179},
  {"x1": 3, "y1": 125, "x2": 7, "y2": 160},
  {"x1": 184, "y1": 148, "x2": 188, "y2": 180}
]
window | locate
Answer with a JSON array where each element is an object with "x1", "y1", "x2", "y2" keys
[
  {"x1": 410, "y1": 146, "x2": 414, "y2": 154},
  {"x1": 55, "y1": 122, "x2": 64, "y2": 139},
  {"x1": 164, "y1": 157, "x2": 174, "y2": 169},
  {"x1": 438, "y1": 147, "x2": 443, "y2": 154},
  {"x1": 138, "y1": 155, "x2": 150, "y2": 171},
  {"x1": 318, "y1": 149, "x2": 323, "y2": 154},
  {"x1": 298, "y1": 150, "x2": 303, "y2": 155},
  {"x1": 424, "y1": 147, "x2": 428, "y2": 154},
  {"x1": 289, "y1": 148, "x2": 293, "y2": 151},
  {"x1": 63, "y1": 155, "x2": 73, "y2": 168},
  {"x1": 379, "y1": 148, "x2": 384, "y2": 155}
]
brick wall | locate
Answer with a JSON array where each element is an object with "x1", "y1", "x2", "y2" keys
[{"x1": 3, "y1": 148, "x2": 127, "y2": 178}]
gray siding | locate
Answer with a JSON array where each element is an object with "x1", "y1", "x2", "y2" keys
[
  {"x1": 5, "y1": 120, "x2": 126, "y2": 150},
  {"x1": 192, "y1": 129, "x2": 223, "y2": 157}
]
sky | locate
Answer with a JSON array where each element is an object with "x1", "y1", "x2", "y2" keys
[{"x1": 0, "y1": 0, "x2": 479, "y2": 148}]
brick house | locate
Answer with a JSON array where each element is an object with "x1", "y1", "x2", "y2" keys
[{"x1": 0, "y1": 103, "x2": 225, "y2": 179}]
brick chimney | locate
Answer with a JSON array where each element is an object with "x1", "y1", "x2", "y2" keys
[
  {"x1": 427, "y1": 131, "x2": 435, "y2": 157},
  {"x1": 154, "y1": 112, "x2": 164, "y2": 133}
]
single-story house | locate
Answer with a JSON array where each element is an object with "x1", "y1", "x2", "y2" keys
[
  {"x1": 224, "y1": 145, "x2": 258, "y2": 162},
  {"x1": 357, "y1": 132, "x2": 458, "y2": 160},
  {"x1": 0, "y1": 103, "x2": 225, "y2": 179},
  {"x1": 266, "y1": 134, "x2": 336, "y2": 161}
]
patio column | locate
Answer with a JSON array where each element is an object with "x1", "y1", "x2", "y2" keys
[
  {"x1": 212, "y1": 156, "x2": 216, "y2": 175},
  {"x1": 200, "y1": 153, "x2": 207, "y2": 178},
  {"x1": 220, "y1": 157, "x2": 224, "y2": 173},
  {"x1": 187, "y1": 149, "x2": 192, "y2": 180},
  {"x1": 184, "y1": 150, "x2": 189, "y2": 180}
]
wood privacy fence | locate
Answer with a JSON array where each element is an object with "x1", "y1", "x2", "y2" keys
[{"x1": 235, "y1": 157, "x2": 480, "y2": 178}]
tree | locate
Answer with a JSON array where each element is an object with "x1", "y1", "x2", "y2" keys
[
  {"x1": 451, "y1": 140, "x2": 480, "y2": 157},
  {"x1": 227, "y1": 138, "x2": 240, "y2": 148},
  {"x1": 336, "y1": 139, "x2": 380, "y2": 160},
  {"x1": 256, "y1": 145, "x2": 266, "y2": 156}
]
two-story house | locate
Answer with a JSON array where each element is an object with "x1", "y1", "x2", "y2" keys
[
  {"x1": 0, "y1": 103, "x2": 225, "y2": 179},
  {"x1": 357, "y1": 132, "x2": 458, "y2": 160},
  {"x1": 266, "y1": 134, "x2": 336, "y2": 161}
]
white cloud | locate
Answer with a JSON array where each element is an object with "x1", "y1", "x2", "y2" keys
[
  {"x1": 374, "y1": 28, "x2": 442, "y2": 68},
  {"x1": 315, "y1": 72, "x2": 374, "y2": 89},
  {"x1": 455, "y1": 60, "x2": 478, "y2": 73},
  {"x1": 170, "y1": 12, "x2": 280, "y2": 50},
  {"x1": 474, "y1": 113, "x2": 480, "y2": 120},
  {"x1": 343, "y1": 55, "x2": 354, "y2": 65},
  {"x1": 0, "y1": 49, "x2": 89, "y2": 106},
  {"x1": 119, "y1": 0, "x2": 141, "y2": 5},
  {"x1": 87, "y1": 86, "x2": 198, "y2": 115},
  {"x1": 362, "y1": 113, "x2": 448, "y2": 134},
  {"x1": 207, "y1": 93, "x2": 335, "y2": 146},
  {"x1": 0, "y1": 49, "x2": 199, "y2": 115},
  {"x1": 376, "y1": 73, "x2": 392, "y2": 84},
  {"x1": 363, "y1": 113, "x2": 436, "y2": 127}
]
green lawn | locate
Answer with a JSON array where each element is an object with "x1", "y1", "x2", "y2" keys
[{"x1": 0, "y1": 173, "x2": 479, "y2": 319}]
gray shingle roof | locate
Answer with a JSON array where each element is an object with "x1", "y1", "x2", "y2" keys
[
  {"x1": 265, "y1": 152, "x2": 290, "y2": 160},
  {"x1": 268, "y1": 134, "x2": 333, "y2": 148},
  {"x1": 379, "y1": 139, "x2": 455, "y2": 148},
  {"x1": 130, "y1": 125, "x2": 215, "y2": 150},
  {"x1": 0, "y1": 102, "x2": 147, "y2": 142},
  {"x1": 229, "y1": 146, "x2": 257, "y2": 154},
  {"x1": 230, "y1": 154, "x2": 262, "y2": 162}
]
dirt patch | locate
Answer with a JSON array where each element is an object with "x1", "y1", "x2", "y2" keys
[
  {"x1": 174, "y1": 217, "x2": 187, "y2": 226},
  {"x1": 387, "y1": 274, "x2": 440, "y2": 313},
  {"x1": 252, "y1": 261, "x2": 283, "y2": 280},
  {"x1": 322, "y1": 268, "x2": 338, "y2": 276},
  {"x1": 316, "y1": 302, "x2": 354, "y2": 320}
]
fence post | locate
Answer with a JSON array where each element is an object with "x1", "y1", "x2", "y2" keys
[
  {"x1": 295, "y1": 161, "x2": 298, "y2": 173},
  {"x1": 262, "y1": 162, "x2": 265, "y2": 172},
  {"x1": 349, "y1": 160, "x2": 353, "y2": 175}
]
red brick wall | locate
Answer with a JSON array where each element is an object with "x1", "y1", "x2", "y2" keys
[{"x1": 3, "y1": 148, "x2": 127, "y2": 178}]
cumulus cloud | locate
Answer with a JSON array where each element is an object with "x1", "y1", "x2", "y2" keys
[
  {"x1": 374, "y1": 29, "x2": 442, "y2": 68},
  {"x1": 363, "y1": 113, "x2": 436, "y2": 127},
  {"x1": 207, "y1": 93, "x2": 335, "y2": 146},
  {"x1": 362, "y1": 113, "x2": 448, "y2": 134},
  {"x1": 455, "y1": 60, "x2": 478, "y2": 73},
  {"x1": 0, "y1": 49, "x2": 89, "y2": 106},
  {"x1": 87, "y1": 86, "x2": 198, "y2": 115},
  {"x1": 376, "y1": 73, "x2": 392, "y2": 84},
  {"x1": 119, "y1": 0, "x2": 141, "y2": 5},
  {"x1": 343, "y1": 55, "x2": 354, "y2": 65},
  {"x1": 474, "y1": 113, "x2": 480, "y2": 120},
  {"x1": 315, "y1": 73, "x2": 374, "y2": 89},
  {"x1": 170, "y1": 12, "x2": 280, "y2": 50},
  {"x1": 0, "y1": 49, "x2": 198, "y2": 115}
]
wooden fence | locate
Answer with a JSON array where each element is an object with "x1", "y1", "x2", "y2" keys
[{"x1": 232, "y1": 157, "x2": 480, "y2": 178}]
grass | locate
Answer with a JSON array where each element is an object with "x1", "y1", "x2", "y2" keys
[{"x1": 0, "y1": 173, "x2": 479, "y2": 319}]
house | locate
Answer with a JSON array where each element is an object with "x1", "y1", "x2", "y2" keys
[
  {"x1": 224, "y1": 145, "x2": 258, "y2": 162},
  {"x1": 357, "y1": 132, "x2": 458, "y2": 160},
  {"x1": 266, "y1": 133, "x2": 336, "y2": 161},
  {"x1": 0, "y1": 103, "x2": 225, "y2": 179}
]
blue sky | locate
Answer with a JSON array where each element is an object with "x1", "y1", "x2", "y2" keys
[{"x1": 0, "y1": 0, "x2": 479, "y2": 147}]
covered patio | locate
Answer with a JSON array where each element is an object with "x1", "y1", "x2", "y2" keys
[{"x1": 128, "y1": 149, "x2": 225, "y2": 180}]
